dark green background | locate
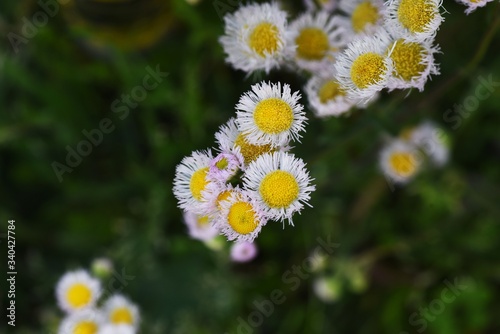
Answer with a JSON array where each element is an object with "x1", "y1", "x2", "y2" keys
[{"x1": 1, "y1": 0, "x2": 499, "y2": 333}]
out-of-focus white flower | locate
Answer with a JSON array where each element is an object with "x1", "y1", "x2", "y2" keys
[
  {"x1": 230, "y1": 242, "x2": 258, "y2": 263},
  {"x1": 56, "y1": 270, "x2": 101, "y2": 313}
]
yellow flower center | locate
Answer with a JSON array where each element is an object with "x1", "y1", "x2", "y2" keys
[
  {"x1": 197, "y1": 215, "x2": 210, "y2": 227},
  {"x1": 216, "y1": 191, "x2": 232, "y2": 210},
  {"x1": 234, "y1": 134, "x2": 275, "y2": 165},
  {"x1": 318, "y1": 80, "x2": 345, "y2": 103},
  {"x1": 67, "y1": 283, "x2": 92, "y2": 308},
  {"x1": 190, "y1": 167, "x2": 209, "y2": 201},
  {"x1": 352, "y1": 2, "x2": 380, "y2": 33},
  {"x1": 389, "y1": 152, "x2": 417, "y2": 177},
  {"x1": 249, "y1": 22, "x2": 280, "y2": 57},
  {"x1": 110, "y1": 307, "x2": 133, "y2": 325},
  {"x1": 397, "y1": 0, "x2": 436, "y2": 33},
  {"x1": 215, "y1": 157, "x2": 229, "y2": 170},
  {"x1": 390, "y1": 40, "x2": 427, "y2": 81},
  {"x1": 295, "y1": 28, "x2": 330, "y2": 61},
  {"x1": 227, "y1": 202, "x2": 259, "y2": 234},
  {"x1": 74, "y1": 321, "x2": 98, "y2": 334},
  {"x1": 259, "y1": 170, "x2": 299, "y2": 208},
  {"x1": 253, "y1": 98, "x2": 294, "y2": 134},
  {"x1": 350, "y1": 53, "x2": 387, "y2": 89}
]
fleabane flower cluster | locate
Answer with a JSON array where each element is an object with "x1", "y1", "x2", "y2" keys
[
  {"x1": 219, "y1": 1, "x2": 445, "y2": 118},
  {"x1": 174, "y1": 81, "x2": 315, "y2": 243},
  {"x1": 55, "y1": 268, "x2": 140, "y2": 334},
  {"x1": 379, "y1": 121, "x2": 450, "y2": 184}
]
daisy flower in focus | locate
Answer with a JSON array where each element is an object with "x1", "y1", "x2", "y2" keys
[
  {"x1": 173, "y1": 150, "x2": 213, "y2": 214},
  {"x1": 243, "y1": 151, "x2": 315, "y2": 224},
  {"x1": 103, "y1": 295, "x2": 140, "y2": 329},
  {"x1": 385, "y1": 0, "x2": 444, "y2": 42},
  {"x1": 56, "y1": 270, "x2": 101, "y2": 313},
  {"x1": 334, "y1": 29, "x2": 393, "y2": 102},
  {"x1": 215, "y1": 118, "x2": 284, "y2": 167},
  {"x1": 305, "y1": 73, "x2": 362, "y2": 117},
  {"x1": 199, "y1": 182, "x2": 239, "y2": 218},
  {"x1": 219, "y1": 2, "x2": 290, "y2": 74},
  {"x1": 230, "y1": 241, "x2": 258, "y2": 263},
  {"x1": 387, "y1": 37, "x2": 440, "y2": 91},
  {"x1": 339, "y1": 0, "x2": 386, "y2": 35},
  {"x1": 236, "y1": 81, "x2": 307, "y2": 147},
  {"x1": 455, "y1": 0, "x2": 494, "y2": 15},
  {"x1": 402, "y1": 122, "x2": 450, "y2": 166},
  {"x1": 288, "y1": 12, "x2": 350, "y2": 73},
  {"x1": 304, "y1": 0, "x2": 339, "y2": 12},
  {"x1": 58, "y1": 309, "x2": 104, "y2": 334},
  {"x1": 183, "y1": 211, "x2": 220, "y2": 241},
  {"x1": 379, "y1": 139, "x2": 422, "y2": 184},
  {"x1": 217, "y1": 191, "x2": 267, "y2": 243}
]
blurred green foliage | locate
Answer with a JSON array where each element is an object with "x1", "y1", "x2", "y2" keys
[{"x1": 1, "y1": 0, "x2": 500, "y2": 333}]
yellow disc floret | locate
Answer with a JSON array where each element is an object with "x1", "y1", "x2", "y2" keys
[
  {"x1": 350, "y1": 53, "x2": 387, "y2": 89},
  {"x1": 190, "y1": 167, "x2": 209, "y2": 200},
  {"x1": 389, "y1": 152, "x2": 417, "y2": 177},
  {"x1": 227, "y1": 202, "x2": 259, "y2": 234},
  {"x1": 253, "y1": 98, "x2": 294, "y2": 134},
  {"x1": 110, "y1": 307, "x2": 133, "y2": 325},
  {"x1": 295, "y1": 28, "x2": 330, "y2": 60},
  {"x1": 397, "y1": 0, "x2": 436, "y2": 33},
  {"x1": 74, "y1": 321, "x2": 98, "y2": 334},
  {"x1": 216, "y1": 191, "x2": 232, "y2": 210},
  {"x1": 390, "y1": 40, "x2": 426, "y2": 81},
  {"x1": 215, "y1": 157, "x2": 229, "y2": 170},
  {"x1": 318, "y1": 80, "x2": 345, "y2": 103},
  {"x1": 352, "y1": 2, "x2": 380, "y2": 33},
  {"x1": 259, "y1": 171, "x2": 299, "y2": 208},
  {"x1": 235, "y1": 134, "x2": 275, "y2": 165},
  {"x1": 67, "y1": 284, "x2": 92, "y2": 308},
  {"x1": 249, "y1": 22, "x2": 280, "y2": 56}
]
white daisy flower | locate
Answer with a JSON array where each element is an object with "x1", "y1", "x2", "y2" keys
[
  {"x1": 334, "y1": 29, "x2": 394, "y2": 102},
  {"x1": 215, "y1": 118, "x2": 285, "y2": 167},
  {"x1": 380, "y1": 139, "x2": 422, "y2": 184},
  {"x1": 404, "y1": 122, "x2": 450, "y2": 166},
  {"x1": 58, "y1": 309, "x2": 104, "y2": 334},
  {"x1": 339, "y1": 0, "x2": 386, "y2": 35},
  {"x1": 219, "y1": 2, "x2": 291, "y2": 74},
  {"x1": 230, "y1": 241, "x2": 258, "y2": 263},
  {"x1": 455, "y1": 0, "x2": 494, "y2": 15},
  {"x1": 198, "y1": 182, "x2": 240, "y2": 218},
  {"x1": 243, "y1": 151, "x2": 315, "y2": 224},
  {"x1": 236, "y1": 81, "x2": 307, "y2": 147},
  {"x1": 288, "y1": 12, "x2": 350, "y2": 73},
  {"x1": 97, "y1": 324, "x2": 136, "y2": 334},
  {"x1": 207, "y1": 151, "x2": 244, "y2": 184},
  {"x1": 305, "y1": 73, "x2": 362, "y2": 117},
  {"x1": 304, "y1": 0, "x2": 339, "y2": 12},
  {"x1": 173, "y1": 150, "x2": 213, "y2": 214},
  {"x1": 217, "y1": 190, "x2": 268, "y2": 243},
  {"x1": 103, "y1": 295, "x2": 140, "y2": 329},
  {"x1": 183, "y1": 211, "x2": 220, "y2": 241},
  {"x1": 387, "y1": 37, "x2": 440, "y2": 92},
  {"x1": 56, "y1": 270, "x2": 101, "y2": 313},
  {"x1": 385, "y1": 0, "x2": 444, "y2": 43}
]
